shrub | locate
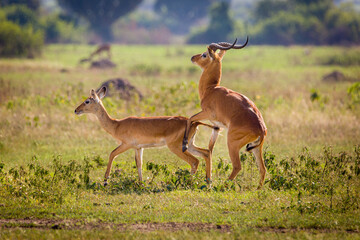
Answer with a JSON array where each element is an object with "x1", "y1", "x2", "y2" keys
[
  {"x1": 0, "y1": 20, "x2": 43, "y2": 57},
  {"x1": 1, "y1": 5, "x2": 84, "y2": 45}
]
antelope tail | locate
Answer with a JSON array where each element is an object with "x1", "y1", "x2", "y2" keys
[{"x1": 246, "y1": 134, "x2": 265, "y2": 152}]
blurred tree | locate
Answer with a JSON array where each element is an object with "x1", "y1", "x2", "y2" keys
[
  {"x1": 252, "y1": 12, "x2": 326, "y2": 45},
  {"x1": 294, "y1": 0, "x2": 333, "y2": 21},
  {"x1": 253, "y1": 0, "x2": 291, "y2": 21},
  {"x1": 207, "y1": 1, "x2": 234, "y2": 39},
  {"x1": 290, "y1": 0, "x2": 332, "y2": 6},
  {"x1": 42, "y1": 14, "x2": 84, "y2": 43},
  {"x1": 3, "y1": 5, "x2": 39, "y2": 27},
  {"x1": 252, "y1": 0, "x2": 359, "y2": 45},
  {"x1": 0, "y1": 0, "x2": 40, "y2": 11},
  {"x1": 154, "y1": 0, "x2": 218, "y2": 34},
  {"x1": 254, "y1": 0, "x2": 334, "y2": 22},
  {"x1": 325, "y1": 4, "x2": 360, "y2": 44},
  {"x1": 57, "y1": 0, "x2": 143, "y2": 41},
  {"x1": 188, "y1": 1, "x2": 234, "y2": 43}
]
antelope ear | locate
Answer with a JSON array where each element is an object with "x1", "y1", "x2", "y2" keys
[
  {"x1": 207, "y1": 47, "x2": 216, "y2": 59},
  {"x1": 218, "y1": 50, "x2": 226, "y2": 60},
  {"x1": 90, "y1": 89, "x2": 100, "y2": 103},
  {"x1": 90, "y1": 89, "x2": 97, "y2": 98},
  {"x1": 97, "y1": 86, "x2": 107, "y2": 99}
]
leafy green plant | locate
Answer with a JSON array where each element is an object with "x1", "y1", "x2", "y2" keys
[
  {"x1": 310, "y1": 88, "x2": 328, "y2": 109},
  {"x1": 0, "y1": 156, "x2": 99, "y2": 204},
  {"x1": 265, "y1": 146, "x2": 360, "y2": 213},
  {"x1": 310, "y1": 88, "x2": 321, "y2": 102},
  {"x1": 104, "y1": 156, "x2": 259, "y2": 195},
  {"x1": 348, "y1": 82, "x2": 360, "y2": 108}
]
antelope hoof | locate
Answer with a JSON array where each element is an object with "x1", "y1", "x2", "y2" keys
[{"x1": 103, "y1": 180, "x2": 108, "y2": 187}]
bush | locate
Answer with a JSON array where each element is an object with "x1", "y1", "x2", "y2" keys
[
  {"x1": 0, "y1": 20, "x2": 43, "y2": 57},
  {"x1": 1, "y1": 5, "x2": 85, "y2": 45}
]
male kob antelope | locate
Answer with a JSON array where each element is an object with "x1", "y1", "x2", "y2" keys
[
  {"x1": 182, "y1": 37, "x2": 267, "y2": 188},
  {"x1": 75, "y1": 87, "x2": 219, "y2": 185}
]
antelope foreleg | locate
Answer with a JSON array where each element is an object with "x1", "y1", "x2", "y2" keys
[
  {"x1": 182, "y1": 111, "x2": 209, "y2": 152},
  {"x1": 104, "y1": 144, "x2": 131, "y2": 186},
  {"x1": 135, "y1": 148, "x2": 144, "y2": 182}
]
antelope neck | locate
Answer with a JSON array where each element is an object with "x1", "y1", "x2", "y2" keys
[
  {"x1": 95, "y1": 102, "x2": 118, "y2": 136},
  {"x1": 198, "y1": 63, "x2": 222, "y2": 99}
]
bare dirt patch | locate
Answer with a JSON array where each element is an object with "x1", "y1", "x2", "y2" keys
[
  {"x1": 257, "y1": 226, "x2": 359, "y2": 234},
  {"x1": 1, "y1": 219, "x2": 359, "y2": 234},
  {"x1": 0, "y1": 219, "x2": 232, "y2": 232}
]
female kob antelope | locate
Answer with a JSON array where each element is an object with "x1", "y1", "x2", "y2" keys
[
  {"x1": 182, "y1": 38, "x2": 267, "y2": 188},
  {"x1": 75, "y1": 87, "x2": 218, "y2": 185}
]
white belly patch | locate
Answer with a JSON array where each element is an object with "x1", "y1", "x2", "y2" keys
[{"x1": 137, "y1": 138, "x2": 167, "y2": 148}]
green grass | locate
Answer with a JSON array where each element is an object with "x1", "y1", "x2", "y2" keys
[{"x1": 0, "y1": 44, "x2": 360, "y2": 239}]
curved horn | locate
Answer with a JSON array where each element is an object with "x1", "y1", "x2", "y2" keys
[
  {"x1": 221, "y1": 36, "x2": 249, "y2": 49},
  {"x1": 209, "y1": 36, "x2": 249, "y2": 51},
  {"x1": 209, "y1": 38, "x2": 237, "y2": 51},
  {"x1": 235, "y1": 36, "x2": 249, "y2": 49}
]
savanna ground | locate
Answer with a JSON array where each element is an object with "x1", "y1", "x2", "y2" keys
[{"x1": 0, "y1": 44, "x2": 359, "y2": 239}]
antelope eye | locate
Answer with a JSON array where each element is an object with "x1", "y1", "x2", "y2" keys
[
  {"x1": 85, "y1": 99, "x2": 90, "y2": 104},
  {"x1": 202, "y1": 53, "x2": 207, "y2": 58}
]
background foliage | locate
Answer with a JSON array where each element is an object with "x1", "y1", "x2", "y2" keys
[
  {"x1": 0, "y1": 0, "x2": 360, "y2": 55},
  {"x1": 251, "y1": 0, "x2": 360, "y2": 45},
  {"x1": 0, "y1": 20, "x2": 43, "y2": 57},
  {"x1": 188, "y1": 2, "x2": 235, "y2": 43},
  {"x1": 154, "y1": 0, "x2": 215, "y2": 34}
]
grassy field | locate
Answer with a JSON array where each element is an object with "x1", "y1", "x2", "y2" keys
[{"x1": 0, "y1": 44, "x2": 359, "y2": 239}]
